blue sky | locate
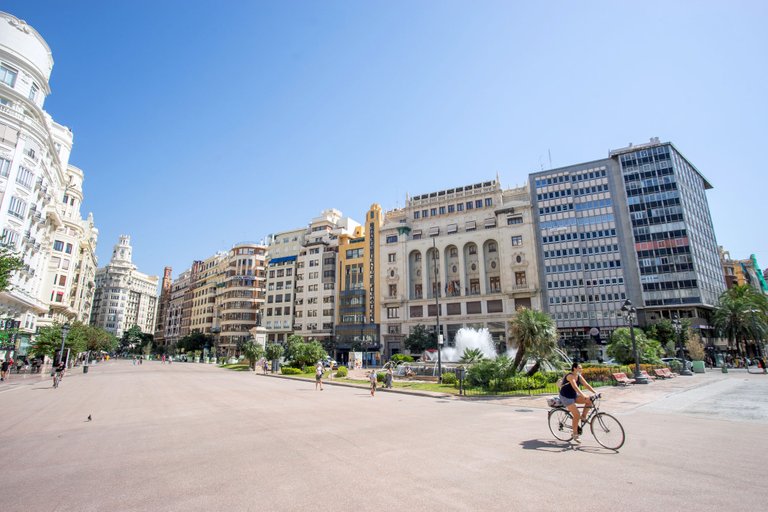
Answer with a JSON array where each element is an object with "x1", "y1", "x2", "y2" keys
[{"x1": 4, "y1": 1, "x2": 767, "y2": 280}]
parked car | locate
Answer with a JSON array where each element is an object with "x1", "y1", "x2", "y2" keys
[
  {"x1": 323, "y1": 359, "x2": 338, "y2": 369},
  {"x1": 661, "y1": 357, "x2": 692, "y2": 371}
]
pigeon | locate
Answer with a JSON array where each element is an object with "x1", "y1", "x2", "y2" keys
[{"x1": 87, "y1": 415, "x2": 92, "y2": 422}]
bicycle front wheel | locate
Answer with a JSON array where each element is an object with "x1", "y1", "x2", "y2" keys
[
  {"x1": 590, "y1": 412, "x2": 625, "y2": 450},
  {"x1": 548, "y1": 408, "x2": 573, "y2": 441}
]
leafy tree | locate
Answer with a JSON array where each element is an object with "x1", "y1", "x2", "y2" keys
[
  {"x1": 686, "y1": 329, "x2": 706, "y2": 361},
  {"x1": 0, "y1": 245, "x2": 23, "y2": 293},
  {"x1": 177, "y1": 332, "x2": 213, "y2": 353},
  {"x1": 403, "y1": 324, "x2": 436, "y2": 354},
  {"x1": 509, "y1": 308, "x2": 558, "y2": 375},
  {"x1": 83, "y1": 325, "x2": 118, "y2": 353},
  {"x1": 30, "y1": 322, "x2": 87, "y2": 360},
  {"x1": 287, "y1": 340, "x2": 327, "y2": 368},
  {"x1": 120, "y1": 325, "x2": 144, "y2": 353},
  {"x1": 645, "y1": 319, "x2": 677, "y2": 346},
  {"x1": 712, "y1": 285, "x2": 768, "y2": 356},
  {"x1": 242, "y1": 341, "x2": 265, "y2": 370},
  {"x1": 459, "y1": 347, "x2": 485, "y2": 364},
  {"x1": 265, "y1": 343, "x2": 284, "y2": 372},
  {"x1": 607, "y1": 327, "x2": 663, "y2": 364},
  {"x1": 284, "y1": 334, "x2": 304, "y2": 361}
]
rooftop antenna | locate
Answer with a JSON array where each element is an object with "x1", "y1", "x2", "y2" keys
[{"x1": 539, "y1": 155, "x2": 544, "y2": 171}]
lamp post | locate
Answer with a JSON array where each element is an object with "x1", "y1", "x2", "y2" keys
[
  {"x1": 432, "y1": 237, "x2": 442, "y2": 383},
  {"x1": 672, "y1": 315, "x2": 692, "y2": 376},
  {"x1": 620, "y1": 300, "x2": 648, "y2": 384},
  {"x1": 59, "y1": 322, "x2": 70, "y2": 367}
]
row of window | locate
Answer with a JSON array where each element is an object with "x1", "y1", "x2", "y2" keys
[
  {"x1": 547, "y1": 276, "x2": 625, "y2": 289},
  {"x1": 534, "y1": 168, "x2": 608, "y2": 188},
  {"x1": 549, "y1": 292, "x2": 626, "y2": 304},
  {"x1": 543, "y1": 244, "x2": 619, "y2": 259},
  {"x1": 53, "y1": 240, "x2": 74, "y2": 254},
  {"x1": 412, "y1": 198, "x2": 494, "y2": 220},
  {"x1": 542, "y1": 228, "x2": 617, "y2": 244},
  {"x1": 545, "y1": 259, "x2": 622, "y2": 273},
  {"x1": 539, "y1": 214, "x2": 615, "y2": 230}
]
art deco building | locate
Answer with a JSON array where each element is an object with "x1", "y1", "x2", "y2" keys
[
  {"x1": 379, "y1": 180, "x2": 541, "y2": 358},
  {"x1": 154, "y1": 267, "x2": 173, "y2": 347},
  {"x1": 335, "y1": 205, "x2": 384, "y2": 365},
  {"x1": 0, "y1": 12, "x2": 98, "y2": 350},
  {"x1": 90, "y1": 236, "x2": 158, "y2": 337},
  {"x1": 530, "y1": 138, "x2": 725, "y2": 357},
  {"x1": 164, "y1": 268, "x2": 191, "y2": 348}
]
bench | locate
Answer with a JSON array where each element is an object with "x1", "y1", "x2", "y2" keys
[
  {"x1": 612, "y1": 372, "x2": 636, "y2": 386},
  {"x1": 660, "y1": 367, "x2": 677, "y2": 378},
  {"x1": 639, "y1": 370, "x2": 656, "y2": 381}
]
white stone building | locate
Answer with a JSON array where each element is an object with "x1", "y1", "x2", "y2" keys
[
  {"x1": 0, "y1": 12, "x2": 98, "y2": 350},
  {"x1": 90, "y1": 236, "x2": 158, "y2": 337},
  {"x1": 378, "y1": 179, "x2": 542, "y2": 357}
]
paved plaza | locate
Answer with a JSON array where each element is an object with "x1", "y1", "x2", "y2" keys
[{"x1": 1, "y1": 361, "x2": 767, "y2": 511}]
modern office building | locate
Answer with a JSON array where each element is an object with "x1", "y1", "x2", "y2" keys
[
  {"x1": 530, "y1": 138, "x2": 726, "y2": 358},
  {"x1": 0, "y1": 12, "x2": 98, "y2": 351},
  {"x1": 90, "y1": 235, "x2": 158, "y2": 337},
  {"x1": 379, "y1": 180, "x2": 541, "y2": 358}
]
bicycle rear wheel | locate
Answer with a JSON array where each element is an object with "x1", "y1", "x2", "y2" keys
[
  {"x1": 548, "y1": 408, "x2": 573, "y2": 441},
  {"x1": 590, "y1": 412, "x2": 625, "y2": 450}
]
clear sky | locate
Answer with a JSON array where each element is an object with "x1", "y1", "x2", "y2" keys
[{"x1": 4, "y1": 1, "x2": 767, "y2": 280}]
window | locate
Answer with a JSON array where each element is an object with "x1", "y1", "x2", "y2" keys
[
  {"x1": 59, "y1": 275, "x2": 67, "y2": 286},
  {"x1": 488, "y1": 242, "x2": 497, "y2": 252},
  {"x1": 29, "y1": 82, "x2": 38, "y2": 102},
  {"x1": 65, "y1": 243, "x2": 73, "y2": 254},
  {"x1": 346, "y1": 248, "x2": 363, "y2": 259},
  {"x1": 53, "y1": 240, "x2": 64, "y2": 252},
  {"x1": 388, "y1": 253, "x2": 396, "y2": 263},
  {"x1": 389, "y1": 284, "x2": 397, "y2": 297},
  {"x1": 511, "y1": 236, "x2": 523, "y2": 246},
  {"x1": 1, "y1": 228, "x2": 19, "y2": 248},
  {"x1": 0, "y1": 157, "x2": 10, "y2": 177},
  {"x1": 414, "y1": 211, "x2": 420, "y2": 219},
  {"x1": 448, "y1": 205, "x2": 455, "y2": 213},
  {"x1": 475, "y1": 200, "x2": 483, "y2": 208},
  {"x1": 485, "y1": 198, "x2": 493, "y2": 207},
  {"x1": 515, "y1": 272, "x2": 527, "y2": 287},
  {"x1": 8, "y1": 196, "x2": 26, "y2": 218},
  {"x1": 430, "y1": 208, "x2": 437, "y2": 216},
  {"x1": 0, "y1": 64, "x2": 18, "y2": 87},
  {"x1": 387, "y1": 307, "x2": 399, "y2": 319},
  {"x1": 386, "y1": 235, "x2": 398, "y2": 243},
  {"x1": 466, "y1": 201, "x2": 473, "y2": 210},
  {"x1": 507, "y1": 216, "x2": 523, "y2": 225}
]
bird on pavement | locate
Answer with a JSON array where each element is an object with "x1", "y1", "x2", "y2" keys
[{"x1": 87, "y1": 415, "x2": 92, "y2": 422}]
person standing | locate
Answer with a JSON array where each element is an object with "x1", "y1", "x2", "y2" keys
[
  {"x1": 385, "y1": 365, "x2": 393, "y2": 389},
  {"x1": 315, "y1": 361, "x2": 324, "y2": 391},
  {"x1": 262, "y1": 359, "x2": 269, "y2": 375},
  {"x1": 369, "y1": 370, "x2": 377, "y2": 397}
]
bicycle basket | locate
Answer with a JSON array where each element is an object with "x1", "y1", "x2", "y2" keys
[{"x1": 547, "y1": 397, "x2": 563, "y2": 408}]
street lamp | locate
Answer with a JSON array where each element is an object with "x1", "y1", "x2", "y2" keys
[
  {"x1": 59, "y1": 322, "x2": 70, "y2": 367},
  {"x1": 620, "y1": 300, "x2": 648, "y2": 384},
  {"x1": 672, "y1": 315, "x2": 692, "y2": 376}
]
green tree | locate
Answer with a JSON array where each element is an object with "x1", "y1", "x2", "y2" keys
[
  {"x1": 30, "y1": 322, "x2": 87, "y2": 360},
  {"x1": 242, "y1": 341, "x2": 265, "y2": 370},
  {"x1": 284, "y1": 334, "x2": 304, "y2": 362},
  {"x1": 287, "y1": 340, "x2": 327, "y2": 368},
  {"x1": 509, "y1": 308, "x2": 558, "y2": 375},
  {"x1": 712, "y1": 285, "x2": 768, "y2": 356},
  {"x1": 403, "y1": 324, "x2": 436, "y2": 354},
  {"x1": 607, "y1": 327, "x2": 664, "y2": 364},
  {"x1": 120, "y1": 325, "x2": 144, "y2": 353},
  {"x1": 645, "y1": 319, "x2": 677, "y2": 346},
  {"x1": 177, "y1": 332, "x2": 213, "y2": 353},
  {"x1": 0, "y1": 245, "x2": 23, "y2": 292},
  {"x1": 265, "y1": 343, "x2": 284, "y2": 372}
]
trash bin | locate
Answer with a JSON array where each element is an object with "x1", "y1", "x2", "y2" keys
[
  {"x1": 83, "y1": 365, "x2": 89, "y2": 374},
  {"x1": 691, "y1": 360, "x2": 705, "y2": 373}
]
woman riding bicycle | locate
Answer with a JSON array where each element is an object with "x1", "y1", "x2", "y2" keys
[{"x1": 559, "y1": 363, "x2": 597, "y2": 444}]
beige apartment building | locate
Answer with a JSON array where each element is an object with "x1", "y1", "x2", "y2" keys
[
  {"x1": 265, "y1": 228, "x2": 304, "y2": 344},
  {"x1": 379, "y1": 179, "x2": 542, "y2": 357}
]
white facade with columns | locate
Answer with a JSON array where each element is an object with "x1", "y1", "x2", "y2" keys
[
  {"x1": 379, "y1": 179, "x2": 542, "y2": 357},
  {"x1": 0, "y1": 12, "x2": 98, "y2": 349}
]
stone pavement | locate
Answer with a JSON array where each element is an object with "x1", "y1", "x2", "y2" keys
[{"x1": 2, "y1": 361, "x2": 766, "y2": 512}]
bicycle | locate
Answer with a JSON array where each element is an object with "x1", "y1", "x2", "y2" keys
[
  {"x1": 547, "y1": 393, "x2": 625, "y2": 450},
  {"x1": 53, "y1": 371, "x2": 63, "y2": 389}
]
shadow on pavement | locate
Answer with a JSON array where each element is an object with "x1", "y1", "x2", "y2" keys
[{"x1": 519, "y1": 439, "x2": 572, "y2": 452}]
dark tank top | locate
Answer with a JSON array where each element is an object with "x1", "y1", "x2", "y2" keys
[{"x1": 559, "y1": 373, "x2": 577, "y2": 399}]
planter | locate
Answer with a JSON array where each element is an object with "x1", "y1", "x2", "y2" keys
[{"x1": 691, "y1": 360, "x2": 706, "y2": 373}]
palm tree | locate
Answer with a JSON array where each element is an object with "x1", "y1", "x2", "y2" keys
[
  {"x1": 459, "y1": 347, "x2": 485, "y2": 364},
  {"x1": 510, "y1": 308, "x2": 558, "y2": 375},
  {"x1": 712, "y1": 285, "x2": 768, "y2": 357}
]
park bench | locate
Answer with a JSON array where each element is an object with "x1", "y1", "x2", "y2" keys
[
  {"x1": 639, "y1": 370, "x2": 656, "y2": 381},
  {"x1": 660, "y1": 367, "x2": 677, "y2": 378},
  {"x1": 654, "y1": 368, "x2": 671, "y2": 379},
  {"x1": 612, "y1": 372, "x2": 636, "y2": 386}
]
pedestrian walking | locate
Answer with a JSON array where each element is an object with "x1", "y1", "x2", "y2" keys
[
  {"x1": 262, "y1": 359, "x2": 269, "y2": 375},
  {"x1": 315, "y1": 361, "x2": 324, "y2": 391},
  {"x1": 1, "y1": 358, "x2": 11, "y2": 381},
  {"x1": 385, "y1": 365, "x2": 393, "y2": 389},
  {"x1": 369, "y1": 370, "x2": 377, "y2": 397}
]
